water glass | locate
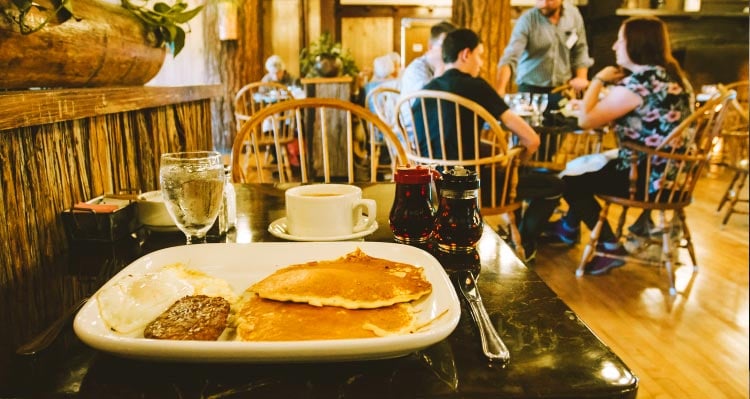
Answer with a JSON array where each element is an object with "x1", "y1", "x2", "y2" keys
[
  {"x1": 160, "y1": 151, "x2": 225, "y2": 244},
  {"x1": 531, "y1": 93, "x2": 549, "y2": 126}
]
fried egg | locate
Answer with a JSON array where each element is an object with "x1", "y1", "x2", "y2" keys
[{"x1": 96, "y1": 263, "x2": 237, "y2": 336}]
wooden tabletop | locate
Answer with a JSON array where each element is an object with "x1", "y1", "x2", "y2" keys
[{"x1": 0, "y1": 182, "x2": 638, "y2": 398}]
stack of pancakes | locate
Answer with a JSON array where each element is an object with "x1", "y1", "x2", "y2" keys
[{"x1": 235, "y1": 248, "x2": 433, "y2": 341}]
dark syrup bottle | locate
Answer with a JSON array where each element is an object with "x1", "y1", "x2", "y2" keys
[
  {"x1": 434, "y1": 167, "x2": 483, "y2": 253},
  {"x1": 389, "y1": 166, "x2": 437, "y2": 245}
]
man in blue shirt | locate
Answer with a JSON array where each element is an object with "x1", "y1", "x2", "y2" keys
[{"x1": 495, "y1": 0, "x2": 593, "y2": 99}]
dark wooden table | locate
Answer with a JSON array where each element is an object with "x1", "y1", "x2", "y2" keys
[{"x1": 0, "y1": 183, "x2": 638, "y2": 398}]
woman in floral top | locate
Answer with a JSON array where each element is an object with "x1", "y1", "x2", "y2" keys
[{"x1": 548, "y1": 16, "x2": 692, "y2": 275}]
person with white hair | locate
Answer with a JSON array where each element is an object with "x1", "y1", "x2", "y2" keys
[
  {"x1": 372, "y1": 55, "x2": 396, "y2": 81},
  {"x1": 262, "y1": 55, "x2": 296, "y2": 86}
]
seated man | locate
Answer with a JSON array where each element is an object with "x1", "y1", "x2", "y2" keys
[
  {"x1": 413, "y1": 28, "x2": 563, "y2": 263},
  {"x1": 399, "y1": 21, "x2": 456, "y2": 98}
]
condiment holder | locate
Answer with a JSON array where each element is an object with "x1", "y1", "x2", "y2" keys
[
  {"x1": 389, "y1": 165, "x2": 438, "y2": 245},
  {"x1": 434, "y1": 166, "x2": 483, "y2": 253}
]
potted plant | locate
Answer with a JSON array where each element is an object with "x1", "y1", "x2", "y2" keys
[
  {"x1": 120, "y1": 0, "x2": 204, "y2": 56},
  {"x1": 0, "y1": 0, "x2": 204, "y2": 88},
  {"x1": 300, "y1": 32, "x2": 359, "y2": 78}
]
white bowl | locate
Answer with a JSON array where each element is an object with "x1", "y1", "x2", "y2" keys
[{"x1": 136, "y1": 191, "x2": 177, "y2": 231}]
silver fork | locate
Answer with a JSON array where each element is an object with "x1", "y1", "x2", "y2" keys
[{"x1": 456, "y1": 270, "x2": 510, "y2": 362}]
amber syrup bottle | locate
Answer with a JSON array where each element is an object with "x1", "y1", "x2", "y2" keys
[{"x1": 434, "y1": 167, "x2": 483, "y2": 253}]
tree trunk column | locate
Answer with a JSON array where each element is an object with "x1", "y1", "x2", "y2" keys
[{"x1": 452, "y1": 0, "x2": 511, "y2": 87}]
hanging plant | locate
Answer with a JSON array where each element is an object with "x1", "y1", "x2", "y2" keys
[
  {"x1": 300, "y1": 32, "x2": 359, "y2": 79},
  {"x1": 1, "y1": 0, "x2": 203, "y2": 56},
  {"x1": 120, "y1": 0, "x2": 203, "y2": 56}
]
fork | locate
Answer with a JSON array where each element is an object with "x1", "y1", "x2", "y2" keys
[{"x1": 456, "y1": 270, "x2": 510, "y2": 362}]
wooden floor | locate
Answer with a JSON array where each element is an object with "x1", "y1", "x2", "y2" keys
[{"x1": 526, "y1": 167, "x2": 749, "y2": 399}]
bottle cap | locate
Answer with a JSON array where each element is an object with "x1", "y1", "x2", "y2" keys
[
  {"x1": 394, "y1": 165, "x2": 433, "y2": 184},
  {"x1": 441, "y1": 166, "x2": 479, "y2": 190}
]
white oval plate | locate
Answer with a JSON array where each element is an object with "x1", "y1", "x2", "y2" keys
[
  {"x1": 73, "y1": 242, "x2": 460, "y2": 363},
  {"x1": 268, "y1": 217, "x2": 379, "y2": 242}
]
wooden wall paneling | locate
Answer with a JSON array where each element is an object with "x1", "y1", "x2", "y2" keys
[
  {"x1": 337, "y1": 5, "x2": 451, "y2": 72},
  {"x1": 0, "y1": 89, "x2": 216, "y2": 298},
  {"x1": 321, "y1": 0, "x2": 337, "y2": 39},
  {"x1": 342, "y1": 17, "x2": 395, "y2": 77},
  {"x1": 264, "y1": 0, "x2": 302, "y2": 78},
  {"x1": 401, "y1": 18, "x2": 440, "y2": 66},
  {"x1": 452, "y1": 0, "x2": 512, "y2": 85}
]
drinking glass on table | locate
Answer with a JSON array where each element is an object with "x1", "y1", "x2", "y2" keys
[
  {"x1": 159, "y1": 151, "x2": 225, "y2": 244},
  {"x1": 531, "y1": 93, "x2": 549, "y2": 126}
]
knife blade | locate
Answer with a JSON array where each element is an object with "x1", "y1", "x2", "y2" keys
[{"x1": 457, "y1": 270, "x2": 510, "y2": 362}]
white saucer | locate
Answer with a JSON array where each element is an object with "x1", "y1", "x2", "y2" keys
[{"x1": 268, "y1": 217, "x2": 379, "y2": 242}]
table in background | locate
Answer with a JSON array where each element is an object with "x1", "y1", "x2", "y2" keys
[{"x1": 1, "y1": 183, "x2": 638, "y2": 398}]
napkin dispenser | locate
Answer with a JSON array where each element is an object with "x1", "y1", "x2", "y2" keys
[{"x1": 61, "y1": 194, "x2": 141, "y2": 242}]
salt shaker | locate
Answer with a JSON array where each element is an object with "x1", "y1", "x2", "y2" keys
[
  {"x1": 207, "y1": 165, "x2": 236, "y2": 241},
  {"x1": 224, "y1": 166, "x2": 237, "y2": 230},
  {"x1": 434, "y1": 166, "x2": 483, "y2": 253},
  {"x1": 389, "y1": 166, "x2": 437, "y2": 245}
]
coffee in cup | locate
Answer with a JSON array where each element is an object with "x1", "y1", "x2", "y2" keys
[{"x1": 285, "y1": 184, "x2": 377, "y2": 237}]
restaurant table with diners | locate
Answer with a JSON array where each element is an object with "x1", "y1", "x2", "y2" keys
[{"x1": 1, "y1": 182, "x2": 638, "y2": 398}]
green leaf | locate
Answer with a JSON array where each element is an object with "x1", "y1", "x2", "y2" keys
[
  {"x1": 172, "y1": 26, "x2": 186, "y2": 56},
  {"x1": 165, "y1": 23, "x2": 178, "y2": 41},
  {"x1": 153, "y1": 2, "x2": 170, "y2": 13},
  {"x1": 168, "y1": 2, "x2": 187, "y2": 13}
]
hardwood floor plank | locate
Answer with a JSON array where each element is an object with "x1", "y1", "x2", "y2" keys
[{"x1": 526, "y1": 168, "x2": 749, "y2": 399}]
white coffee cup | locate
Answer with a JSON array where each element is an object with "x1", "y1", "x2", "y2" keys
[{"x1": 285, "y1": 184, "x2": 377, "y2": 238}]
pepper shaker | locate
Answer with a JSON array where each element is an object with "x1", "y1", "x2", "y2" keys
[{"x1": 434, "y1": 166, "x2": 483, "y2": 253}]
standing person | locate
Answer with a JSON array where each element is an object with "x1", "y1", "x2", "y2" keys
[
  {"x1": 495, "y1": 0, "x2": 593, "y2": 108},
  {"x1": 413, "y1": 28, "x2": 564, "y2": 263},
  {"x1": 261, "y1": 55, "x2": 296, "y2": 86},
  {"x1": 546, "y1": 16, "x2": 692, "y2": 275},
  {"x1": 399, "y1": 21, "x2": 457, "y2": 98}
]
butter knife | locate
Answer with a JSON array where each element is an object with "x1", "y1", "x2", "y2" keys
[{"x1": 457, "y1": 270, "x2": 510, "y2": 362}]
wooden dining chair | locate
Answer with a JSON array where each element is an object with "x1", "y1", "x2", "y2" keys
[
  {"x1": 364, "y1": 85, "x2": 402, "y2": 178},
  {"x1": 231, "y1": 97, "x2": 407, "y2": 184},
  {"x1": 716, "y1": 81, "x2": 749, "y2": 225},
  {"x1": 576, "y1": 90, "x2": 735, "y2": 295},
  {"x1": 233, "y1": 82, "x2": 296, "y2": 177},
  {"x1": 519, "y1": 127, "x2": 613, "y2": 172},
  {"x1": 234, "y1": 82, "x2": 293, "y2": 129},
  {"x1": 394, "y1": 89, "x2": 527, "y2": 259}
]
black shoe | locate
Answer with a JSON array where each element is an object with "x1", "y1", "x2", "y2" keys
[
  {"x1": 540, "y1": 220, "x2": 580, "y2": 245},
  {"x1": 584, "y1": 244, "x2": 627, "y2": 275}
]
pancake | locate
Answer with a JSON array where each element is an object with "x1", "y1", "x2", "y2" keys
[
  {"x1": 235, "y1": 293, "x2": 416, "y2": 341},
  {"x1": 250, "y1": 248, "x2": 432, "y2": 309}
]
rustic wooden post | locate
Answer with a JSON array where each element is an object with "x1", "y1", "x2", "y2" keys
[
  {"x1": 452, "y1": 0, "x2": 512, "y2": 87},
  {"x1": 214, "y1": 0, "x2": 264, "y2": 153}
]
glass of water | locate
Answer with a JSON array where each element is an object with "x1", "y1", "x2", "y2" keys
[
  {"x1": 531, "y1": 93, "x2": 549, "y2": 126},
  {"x1": 160, "y1": 151, "x2": 225, "y2": 244}
]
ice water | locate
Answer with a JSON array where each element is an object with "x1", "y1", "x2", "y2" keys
[{"x1": 161, "y1": 166, "x2": 224, "y2": 237}]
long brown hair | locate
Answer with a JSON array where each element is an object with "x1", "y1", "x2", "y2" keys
[{"x1": 623, "y1": 16, "x2": 689, "y2": 90}]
